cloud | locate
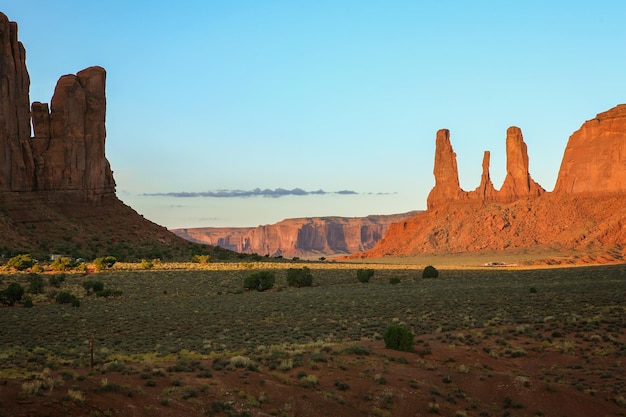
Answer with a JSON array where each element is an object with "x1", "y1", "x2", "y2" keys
[{"x1": 142, "y1": 188, "x2": 360, "y2": 198}]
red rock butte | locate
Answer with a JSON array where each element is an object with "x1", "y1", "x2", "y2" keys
[{"x1": 357, "y1": 104, "x2": 626, "y2": 260}]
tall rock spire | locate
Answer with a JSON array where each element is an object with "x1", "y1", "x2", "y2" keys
[
  {"x1": 0, "y1": 12, "x2": 115, "y2": 202},
  {"x1": 0, "y1": 12, "x2": 34, "y2": 191},
  {"x1": 499, "y1": 126, "x2": 544, "y2": 200},
  {"x1": 426, "y1": 129, "x2": 464, "y2": 209}
]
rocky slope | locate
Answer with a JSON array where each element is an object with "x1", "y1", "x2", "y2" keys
[
  {"x1": 173, "y1": 212, "x2": 419, "y2": 258},
  {"x1": 0, "y1": 12, "x2": 213, "y2": 261},
  {"x1": 357, "y1": 104, "x2": 626, "y2": 260}
]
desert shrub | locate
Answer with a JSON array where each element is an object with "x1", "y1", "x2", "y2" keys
[
  {"x1": 93, "y1": 256, "x2": 116, "y2": 271},
  {"x1": 286, "y1": 267, "x2": 313, "y2": 287},
  {"x1": 27, "y1": 274, "x2": 45, "y2": 294},
  {"x1": 191, "y1": 254, "x2": 211, "y2": 264},
  {"x1": 56, "y1": 291, "x2": 80, "y2": 307},
  {"x1": 243, "y1": 271, "x2": 275, "y2": 292},
  {"x1": 6, "y1": 254, "x2": 35, "y2": 271},
  {"x1": 422, "y1": 265, "x2": 439, "y2": 279},
  {"x1": 48, "y1": 273, "x2": 66, "y2": 288},
  {"x1": 51, "y1": 257, "x2": 76, "y2": 271},
  {"x1": 356, "y1": 268, "x2": 375, "y2": 283},
  {"x1": 83, "y1": 280, "x2": 105, "y2": 294},
  {"x1": 23, "y1": 295, "x2": 34, "y2": 308},
  {"x1": 96, "y1": 289, "x2": 113, "y2": 298},
  {"x1": 383, "y1": 325, "x2": 414, "y2": 352},
  {"x1": 0, "y1": 282, "x2": 25, "y2": 306},
  {"x1": 389, "y1": 277, "x2": 401, "y2": 285},
  {"x1": 31, "y1": 264, "x2": 44, "y2": 273},
  {"x1": 141, "y1": 259, "x2": 153, "y2": 269}
]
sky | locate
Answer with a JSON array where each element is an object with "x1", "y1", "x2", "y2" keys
[{"x1": 4, "y1": 1, "x2": 625, "y2": 229}]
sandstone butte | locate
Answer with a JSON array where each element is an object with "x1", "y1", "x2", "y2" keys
[
  {"x1": 354, "y1": 104, "x2": 626, "y2": 262},
  {"x1": 0, "y1": 12, "x2": 199, "y2": 258}
]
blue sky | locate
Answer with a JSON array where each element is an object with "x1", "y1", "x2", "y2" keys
[{"x1": 4, "y1": 2, "x2": 625, "y2": 228}]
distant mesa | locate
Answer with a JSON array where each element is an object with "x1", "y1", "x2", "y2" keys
[{"x1": 172, "y1": 212, "x2": 420, "y2": 258}]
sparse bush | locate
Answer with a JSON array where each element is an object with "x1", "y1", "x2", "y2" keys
[
  {"x1": 23, "y1": 296, "x2": 33, "y2": 308},
  {"x1": 191, "y1": 254, "x2": 211, "y2": 264},
  {"x1": 51, "y1": 257, "x2": 76, "y2": 271},
  {"x1": 384, "y1": 325, "x2": 414, "y2": 352},
  {"x1": 27, "y1": 274, "x2": 45, "y2": 294},
  {"x1": 389, "y1": 277, "x2": 401, "y2": 285},
  {"x1": 422, "y1": 265, "x2": 439, "y2": 279},
  {"x1": 93, "y1": 256, "x2": 116, "y2": 271},
  {"x1": 83, "y1": 280, "x2": 105, "y2": 294},
  {"x1": 6, "y1": 253, "x2": 35, "y2": 271},
  {"x1": 244, "y1": 271, "x2": 275, "y2": 292},
  {"x1": 56, "y1": 291, "x2": 80, "y2": 307},
  {"x1": 141, "y1": 259, "x2": 153, "y2": 269},
  {"x1": 286, "y1": 267, "x2": 313, "y2": 287},
  {"x1": 0, "y1": 282, "x2": 25, "y2": 306},
  {"x1": 356, "y1": 268, "x2": 375, "y2": 283},
  {"x1": 48, "y1": 274, "x2": 65, "y2": 288}
]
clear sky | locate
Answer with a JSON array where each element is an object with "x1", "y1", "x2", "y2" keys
[{"x1": 4, "y1": 2, "x2": 625, "y2": 228}]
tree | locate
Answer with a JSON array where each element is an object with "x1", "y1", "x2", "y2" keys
[
  {"x1": 356, "y1": 269, "x2": 375, "y2": 283},
  {"x1": 6, "y1": 254, "x2": 35, "y2": 271},
  {"x1": 383, "y1": 325, "x2": 414, "y2": 352},
  {"x1": 93, "y1": 256, "x2": 117, "y2": 271},
  {"x1": 0, "y1": 282, "x2": 25, "y2": 306},
  {"x1": 243, "y1": 271, "x2": 275, "y2": 292},
  {"x1": 286, "y1": 267, "x2": 313, "y2": 287},
  {"x1": 422, "y1": 265, "x2": 439, "y2": 279}
]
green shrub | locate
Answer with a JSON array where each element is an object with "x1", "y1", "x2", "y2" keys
[
  {"x1": 356, "y1": 269, "x2": 375, "y2": 283},
  {"x1": 56, "y1": 292, "x2": 80, "y2": 307},
  {"x1": 389, "y1": 277, "x2": 401, "y2": 285},
  {"x1": 23, "y1": 296, "x2": 33, "y2": 308},
  {"x1": 93, "y1": 256, "x2": 116, "y2": 271},
  {"x1": 0, "y1": 282, "x2": 25, "y2": 306},
  {"x1": 48, "y1": 274, "x2": 66, "y2": 288},
  {"x1": 383, "y1": 325, "x2": 414, "y2": 352},
  {"x1": 83, "y1": 280, "x2": 105, "y2": 294},
  {"x1": 244, "y1": 271, "x2": 275, "y2": 292},
  {"x1": 6, "y1": 254, "x2": 35, "y2": 271},
  {"x1": 191, "y1": 254, "x2": 211, "y2": 264},
  {"x1": 422, "y1": 265, "x2": 439, "y2": 279},
  {"x1": 286, "y1": 267, "x2": 313, "y2": 287},
  {"x1": 28, "y1": 274, "x2": 45, "y2": 294},
  {"x1": 51, "y1": 257, "x2": 76, "y2": 271},
  {"x1": 141, "y1": 259, "x2": 153, "y2": 269}
]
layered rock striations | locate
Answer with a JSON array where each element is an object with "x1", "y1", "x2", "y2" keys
[
  {"x1": 356, "y1": 104, "x2": 626, "y2": 260},
  {"x1": 427, "y1": 126, "x2": 545, "y2": 209},
  {"x1": 173, "y1": 212, "x2": 419, "y2": 258},
  {"x1": 0, "y1": 12, "x2": 114, "y2": 202}
]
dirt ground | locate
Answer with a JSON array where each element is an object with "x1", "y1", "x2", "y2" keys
[{"x1": 2, "y1": 322, "x2": 625, "y2": 417}]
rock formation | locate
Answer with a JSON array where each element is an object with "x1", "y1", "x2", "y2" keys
[
  {"x1": 173, "y1": 212, "x2": 419, "y2": 258},
  {"x1": 427, "y1": 126, "x2": 545, "y2": 209},
  {"x1": 0, "y1": 12, "x2": 208, "y2": 260},
  {"x1": 554, "y1": 104, "x2": 626, "y2": 194},
  {"x1": 0, "y1": 12, "x2": 114, "y2": 202},
  {"x1": 353, "y1": 104, "x2": 626, "y2": 261}
]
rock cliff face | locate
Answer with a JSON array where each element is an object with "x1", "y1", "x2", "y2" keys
[
  {"x1": 0, "y1": 12, "x2": 114, "y2": 202},
  {"x1": 554, "y1": 104, "x2": 626, "y2": 194},
  {"x1": 0, "y1": 12, "x2": 206, "y2": 260},
  {"x1": 355, "y1": 104, "x2": 626, "y2": 260},
  {"x1": 173, "y1": 212, "x2": 419, "y2": 258},
  {"x1": 427, "y1": 126, "x2": 545, "y2": 209}
]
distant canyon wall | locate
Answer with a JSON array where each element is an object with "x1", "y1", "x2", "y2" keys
[{"x1": 172, "y1": 212, "x2": 419, "y2": 258}]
